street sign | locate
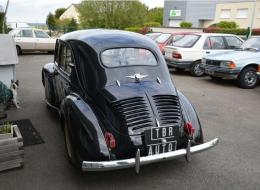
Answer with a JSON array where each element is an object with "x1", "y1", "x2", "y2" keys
[{"x1": 170, "y1": 10, "x2": 181, "y2": 17}]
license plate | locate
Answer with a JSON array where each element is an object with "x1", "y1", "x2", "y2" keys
[
  {"x1": 205, "y1": 69, "x2": 214, "y2": 75},
  {"x1": 145, "y1": 126, "x2": 179, "y2": 155},
  {"x1": 147, "y1": 141, "x2": 177, "y2": 156}
]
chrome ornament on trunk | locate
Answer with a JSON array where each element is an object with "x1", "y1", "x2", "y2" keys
[{"x1": 126, "y1": 73, "x2": 148, "y2": 83}]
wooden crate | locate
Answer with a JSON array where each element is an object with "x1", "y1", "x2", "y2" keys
[{"x1": 0, "y1": 125, "x2": 24, "y2": 172}]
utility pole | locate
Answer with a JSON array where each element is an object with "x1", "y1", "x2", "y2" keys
[
  {"x1": 2, "y1": 0, "x2": 10, "y2": 33},
  {"x1": 249, "y1": 0, "x2": 257, "y2": 38}
]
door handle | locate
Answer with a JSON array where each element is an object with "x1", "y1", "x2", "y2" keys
[{"x1": 206, "y1": 51, "x2": 210, "y2": 54}]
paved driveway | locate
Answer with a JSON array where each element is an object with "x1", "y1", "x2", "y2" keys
[{"x1": 1, "y1": 54, "x2": 260, "y2": 190}]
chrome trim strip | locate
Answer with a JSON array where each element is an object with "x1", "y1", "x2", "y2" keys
[
  {"x1": 82, "y1": 138, "x2": 219, "y2": 172},
  {"x1": 257, "y1": 72, "x2": 260, "y2": 76}
]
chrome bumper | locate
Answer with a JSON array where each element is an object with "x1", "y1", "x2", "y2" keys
[{"x1": 82, "y1": 138, "x2": 219, "y2": 172}]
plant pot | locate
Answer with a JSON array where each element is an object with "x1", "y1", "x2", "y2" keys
[
  {"x1": 0, "y1": 125, "x2": 24, "y2": 172},
  {"x1": 0, "y1": 124, "x2": 14, "y2": 140}
]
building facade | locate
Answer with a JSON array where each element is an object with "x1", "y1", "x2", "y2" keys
[
  {"x1": 59, "y1": 4, "x2": 80, "y2": 23},
  {"x1": 163, "y1": 0, "x2": 259, "y2": 28}
]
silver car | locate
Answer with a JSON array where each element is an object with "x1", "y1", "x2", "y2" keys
[
  {"x1": 201, "y1": 37, "x2": 260, "y2": 89},
  {"x1": 9, "y1": 28, "x2": 56, "y2": 55}
]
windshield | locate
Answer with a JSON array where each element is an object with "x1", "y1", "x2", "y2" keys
[
  {"x1": 155, "y1": 33, "x2": 171, "y2": 43},
  {"x1": 146, "y1": 33, "x2": 161, "y2": 40},
  {"x1": 101, "y1": 48, "x2": 157, "y2": 67},
  {"x1": 172, "y1": 34, "x2": 200, "y2": 48},
  {"x1": 241, "y1": 38, "x2": 260, "y2": 50}
]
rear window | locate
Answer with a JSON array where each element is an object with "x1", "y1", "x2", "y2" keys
[
  {"x1": 101, "y1": 48, "x2": 157, "y2": 67},
  {"x1": 155, "y1": 33, "x2": 171, "y2": 43},
  {"x1": 172, "y1": 34, "x2": 200, "y2": 48}
]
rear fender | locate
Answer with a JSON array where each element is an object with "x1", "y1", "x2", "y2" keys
[
  {"x1": 42, "y1": 63, "x2": 56, "y2": 105},
  {"x1": 178, "y1": 91, "x2": 204, "y2": 144},
  {"x1": 61, "y1": 94, "x2": 110, "y2": 162}
]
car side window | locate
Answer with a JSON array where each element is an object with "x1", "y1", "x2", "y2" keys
[
  {"x1": 203, "y1": 37, "x2": 211, "y2": 50},
  {"x1": 21, "y1": 30, "x2": 33, "y2": 38},
  {"x1": 34, "y1": 30, "x2": 50, "y2": 38},
  {"x1": 224, "y1": 36, "x2": 243, "y2": 49},
  {"x1": 209, "y1": 36, "x2": 226, "y2": 49},
  {"x1": 59, "y1": 42, "x2": 73, "y2": 75}
]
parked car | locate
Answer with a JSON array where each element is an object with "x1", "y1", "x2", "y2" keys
[
  {"x1": 164, "y1": 33, "x2": 244, "y2": 76},
  {"x1": 9, "y1": 28, "x2": 56, "y2": 55},
  {"x1": 42, "y1": 29, "x2": 218, "y2": 172},
  {"x1": 200, "y1": 37, "x2": 260, "y2": 89},
  {"x1": 155, "y1": 32, "x2": 193, "y2": 55},
  {"x1": 145, "y1": 32, "x2": 161, "y2": 40}
]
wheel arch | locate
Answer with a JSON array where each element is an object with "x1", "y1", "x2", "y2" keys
[
  {"x1": 178, "y1": 90, "x2": 204, "y2": 144},
  {"x1": 239, "y1": 63, "x2": 259, "y2": 74},
  {"x1": 60, "y1": 95, "x2": 110, "y2": 162}
]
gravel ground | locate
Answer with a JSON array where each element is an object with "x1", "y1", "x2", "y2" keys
[{"x1": 0, "y1": 54, "x2": 260, "y2": 190}]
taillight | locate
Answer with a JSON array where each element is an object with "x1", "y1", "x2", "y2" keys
[
  {"x1": 184, "y1": 122, "x2": 195, "y2": 138},
  {"x1": 258, "y1": 65, "x2": 260, "y2": 72},
  {"x1": 105, "y1": 132, "x2": 116, "y2": 149},
  {"x1": 172, "y1": 52, "x2": 182, "y2": 59}
]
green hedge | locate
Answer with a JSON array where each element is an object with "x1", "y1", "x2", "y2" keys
[
  {"x1": 180, "y1": 21, "x2": 192, "y2": 28},
  {"x1": 204, "y1": 27, "x2": 260, "y2": 36},
  {"x1": 217, "y1": 21, "x2": 238, "y2": 29},
  {"x1": 124, "y1": 27, "x2": 142, "y2": 33},
  {"x1": 144, "y1": 22, "x2": 161, "y2": 27}
]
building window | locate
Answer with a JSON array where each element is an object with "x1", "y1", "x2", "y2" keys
[
  {"x1": 220, "y1": 9, "x2": 231, "y2": 19},
  {"x1": 258, "y1": 9, "x2": 260, "y2": 18},
  {"x1": 236, "y1": 9, "x2": 248, "y2": 19}
]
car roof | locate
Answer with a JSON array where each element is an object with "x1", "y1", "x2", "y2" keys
[
  {"x1": 60, "y1": 29, "x2": 159, "y2": 53},
  {"x1": 199, "y1": 33, "x2": 238, "y2": 36}
]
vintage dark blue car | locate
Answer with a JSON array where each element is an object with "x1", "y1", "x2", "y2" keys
[{"x1": 42, "y1": 29, "x2": 218, "y2": 173}]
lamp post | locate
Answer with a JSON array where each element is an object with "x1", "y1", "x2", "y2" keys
[
  {"x1": 249, "y1": 0, "x2": 257, "y2": 38},
  {"x1": 2, "y1": 0, "x2": 10, "y2": 33}
]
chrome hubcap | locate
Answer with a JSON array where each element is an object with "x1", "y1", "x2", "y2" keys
[
  {"x1": 244, "y1": 71, "x2": 257, "y2": 86},
  {"x1": 194, "y1": 63, "x2": 203, "y2": 75}
]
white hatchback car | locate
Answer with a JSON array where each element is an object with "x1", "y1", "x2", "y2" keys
[
  {"x1": 9, "y1": 28, "x2": 56, "y2": 55},
  {"x1": 164, "y1": 33, "x2": 243, "y2": 76}
]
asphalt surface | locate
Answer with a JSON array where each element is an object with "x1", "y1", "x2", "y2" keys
[{"x1": 0, "y1": 54, "x2": 260, "y2": 190}]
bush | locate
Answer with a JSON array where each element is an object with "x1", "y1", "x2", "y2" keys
[
  {"x1": 217, "y1": 21, "x2": 238, "y2": 29},
  {"x1": 125, "y1": 27, "x2": 142, "y2": 33},
  {"x1": 180, "y1": 22, "x2": 192, "y2": 28},
  {"x1": 144, "y1": 22, "x2": 161, "y2": 27},
  {"x1": 204, "y1": 27, "x2": 260, "y2": 36},
  {"x1": 124, "y1": 26, "x2": 151, "y2": 34}
]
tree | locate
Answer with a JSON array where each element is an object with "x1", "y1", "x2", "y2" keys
[
  {"x1": 146, "y1": 7, "x2": 163, "y2": 25},
  {"x1": 180, "y1": 21, "x2": 192, "y2": 28},
  {"x1": 0, "y1": 13, "x2": 4, "y2": 33},
  {"x1": 46, "y1": 12, "x2": 56, "y2": 30},
  {"x1": 67, "y1": 18, "x2": 78, "y2": 32},
  {"x1": 55, "y1": 8, "x2": 66, "y2": 19},
  {"x1": 78, "y1": 0, "x2": 148, "y2": 29}
]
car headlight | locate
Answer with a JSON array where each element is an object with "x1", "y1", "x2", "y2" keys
[
  {"x1": 201, "y1": 58, "x2": 206, "y2": 64},
  {"x1": 221, "y1": 61, "x2": 236, "y2": 69}
]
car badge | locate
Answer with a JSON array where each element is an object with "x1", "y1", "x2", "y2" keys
[{"x1": 126, "y1": 73, "x2": 148, "y2": 83}]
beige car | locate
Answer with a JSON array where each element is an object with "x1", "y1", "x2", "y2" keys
[{"x1": 9, "y1": 28, "x2": 56, "y2": 55}]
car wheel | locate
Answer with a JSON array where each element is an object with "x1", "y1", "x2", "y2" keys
[
  {"x1": 16, "y1": 46, "x2": 22, "y2": 55},
  {"x1": 238, "y1": 67, "x2": 259, "y2": 89},
  {"x1": 190, "y1": 61, "x2": 204, "y2": 77},
  {"x1": 64, "y1": 116, "x2": 80, "y2": 168}
]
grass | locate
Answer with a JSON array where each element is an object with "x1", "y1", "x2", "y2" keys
[{"x1": 0, "y1": 122, "x2": 12, "y2": 134}]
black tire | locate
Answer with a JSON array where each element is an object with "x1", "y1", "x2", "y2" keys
[
  {"x1": 63, "y1": 115, "x2": 81, "y2": 169},
  {"x1": 190, "y1": 61, "x2": 204, "y2": 77},
  {"x1": 238, "y1": 67, "x2": 259, "y2": 89},
  {"x1": 16, "y1": 46, "x2": 22, "y2": 55},
  {"x1": 48, "y1": 51, "x2": 54, "y2": 54}
]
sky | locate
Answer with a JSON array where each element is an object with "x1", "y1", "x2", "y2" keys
[{"x1": 0, "y1": 0, "x2": 164, "y2": 23}]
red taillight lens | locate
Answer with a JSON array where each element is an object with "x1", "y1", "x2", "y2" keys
[
  {"x1": 172, "y1": 52, "x2": 182, "y2": 59},
  {"x1": 258, "y1": 65, "x2": 260, "y2": 73},
  {"x1": 184, "y1": 122, "x2": 195, "y2": 137},
  {"x1": 105, "y1": 132, "x2": 116, "y2": 149}
]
